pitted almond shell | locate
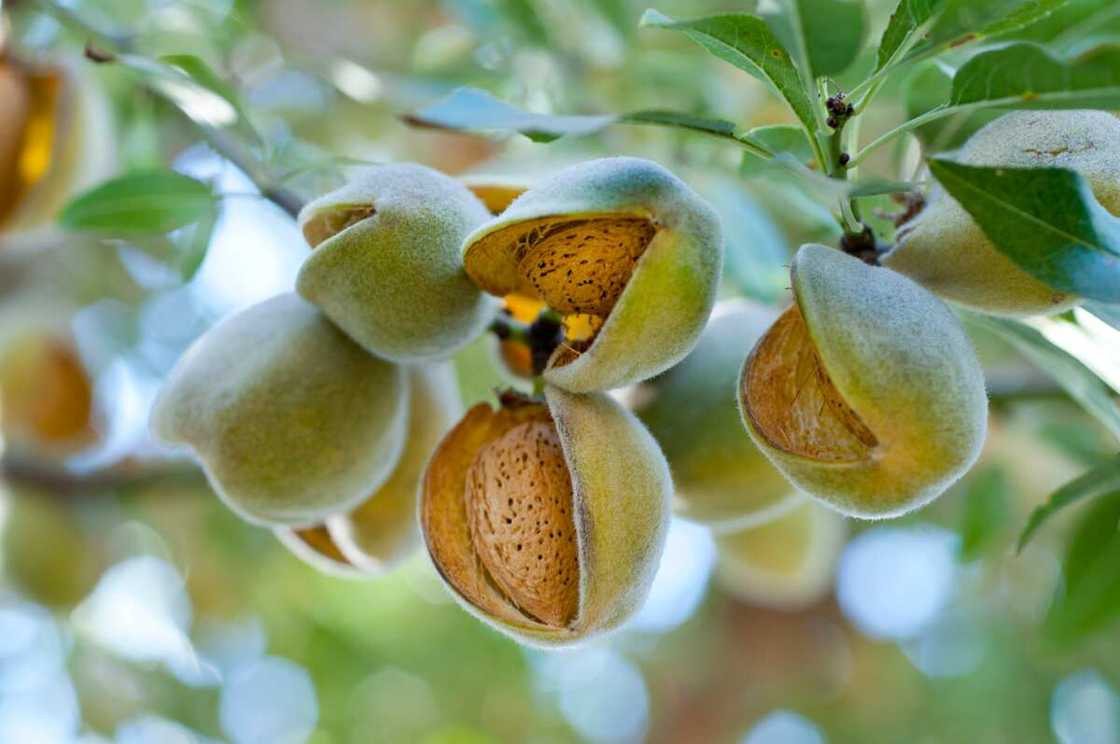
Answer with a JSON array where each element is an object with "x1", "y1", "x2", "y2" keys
[
  {"x1": 327, "y1": 363, "x2": 463, "y2": 572},
  {"x1": 461, "y1": 157, "x2": 722, "y2": 393},
  {"x1": 466, "y1": 419, "x2": 580, "y2": 626},
  {"x1": 883, "y1": 111, "x2": 1120, "y2": 317},
  {"x1": 296, "y1": 163, "x2": 497, "y2": 362},
  {"x1": 714, "y1": 498, "x2": 847, "y2": 610},
  {"x1": 151, "y1": 293, "x2": 409, "y2": 527},
  {"x1": 275, "y1": 526, "x2": 373, "y2": 580},
  {"x1": 739, "y1": 245, "x2": 988, "y2": 518},
  {"x1": 421, "y1": 385, "x2": 671, "y2": 646},
  {"x1": 635, "y1": 299, "x2": 799, "y2": 531}
]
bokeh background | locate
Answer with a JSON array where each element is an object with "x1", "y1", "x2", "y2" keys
[{"x1": 2, "y1": 0, "x2": 1120, "y2": 742}]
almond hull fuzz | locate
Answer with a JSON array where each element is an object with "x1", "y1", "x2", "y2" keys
[
  {"x1": 296, "y1": 163, "x2": 497, "y2": 362},
  {"x1": 151, "y1": 293, "x2": 409, "y2": 527},
  {"x1": 636, "y1": 299, "x2": 799, "y2": 531},
  {"x1": 328, "y1": 362, "x2": 463, "y2": 572},
  {"x1": 461, "y1": 157, "x2": 722, "y2": 393},
  {"x1": 739, "y1": 245, "x2": 988, "y2": 518},
  {"x1": 714, "y1": 499, "x2": 847, "y2": 610},
  {"x1": 883, "y1": 111, "x2": 1120, "y2": 317},
  {"x1": 420, "y1": 387, "x2": 671, "y2": 646}
]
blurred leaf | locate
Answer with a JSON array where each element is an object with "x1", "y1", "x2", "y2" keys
[
  {"x1": 701, "y1": 177, "x2": 790, "y2": 303},
  {"x1": 959, "y1": 466, "x2": 1012, "y2": 561},
  {"x1": 1046, "y1": 487, "x2": 1120, "y2": 642},
  {"x1": 406, "y1": 87, "x2": 748, "y2": 145},
  {"x1": 741, "y1": 124, "x2": 815, "y2": 171},
  {"x1": 173, "y1": 205, "x2": 219, "y2": 280},
  {"x1": 1007, "y1": 0, "x2": 1120, "y2": 47},
  {"x1": 498, "y1": 0, "x2": 550, "y2": 45},
  {"x1": 949, "y1": 43, "x2": 1120, "y2": 110},
  {"x1": 929, "y1": 159, "x2": 1120, "y2": 303},
  {"x1": 640, "y1": 10, "x2": 818, "y2": 137},
  {"x1": 591, "y1": 0, "x2": 637, "y2": 38},
  {"x1": 1084, "y1": 302, "x2": 1120, "y2": 331},
  {"x1": 904, "y1": 0, "x2": 1068, "y2": 65},
  {"x1": 115, "y1": 53, "x2": 256, "y2": 139},
  {"x1": 976, "y1": 316, "x2": 1120, "y2": 441},
  {"x1": 1019, "y1": 456, "x2": 1120, "y2": 551},
  {"x1": 876, "y1": 0, "x2": 941, "y2": 70},
  {"x1": 60, "y1": 171, "x2": 216, "y2": 235},
  {"x1": 903, "y1": 62, "x2": 998, "y2": 151},
  {"x1": 766, "y1": 0, "x2": 866, "y2": 79},
  {"x1": 406, "y1": 88, "x2": 612, "y2": 141}
]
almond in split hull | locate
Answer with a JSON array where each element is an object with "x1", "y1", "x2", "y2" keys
[{"x1": 466, "y1": 420, "x2": 579, "y2": 627}]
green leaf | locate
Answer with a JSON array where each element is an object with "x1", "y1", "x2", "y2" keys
[
  {"x1": 700, "y1": 177, "x2": 790, "y2": 303},
  {"x1": 1012, "y1": 0, "x2": 1120, "y2": 46},
  {"x1": 590, "y1": 0, "x2": 638, "y2": 38},
  {"x1": 975, "y1": 316, "x2": 1120, "y2": 442},
  {"x1": 498, "y1": 0, "x2": 550, "y2": 45},
  {"x1": 903, "y1": 62, "x2": 998, "y2": 151},
  {"x1": 958, "y1": 466, "x2": 1012, "y2": 561},
  {"x1": 929, "y1": 159, "x2": 1120, "y2": 303},
  {"x1": 405, "y1": 87, "x2": 748, "y2": 145},
  {"x1": 949, "y1": 42, "x2": 1120, "y2": 109},
  {"x1": 740, "y1": 124, "x2": 815, "y2": 172},
  {"x1": 766, "y1": 0, "x2": 866, "y2": 79},
  {"x1": 617, "y1": 110, "x2": 737, "y2": 138},
  {"x1": 907, "y1": 0, "x2": 1069, "y2": 64},
  {"x1": 1046, "y1": 487, "x2": 1120, "y2": 642},
  {"x1": 60, "y1": 171, "x2": 216, "y2": 235},
  {"x1": 174, "y1": 205, "x2": 219, "y2": 280},
  {"x1": 877, "y1": 0, "x2": 942, "y2": 70},
  {"x1": 1018, "y1": 456, "x2": 1120, "y2": 552},
  {"x1": 116, "y1": 54, "x2": 257, "y2": 141},
  {"x1": 639, "y1": 10, "x2": 818, "y2": 136}
]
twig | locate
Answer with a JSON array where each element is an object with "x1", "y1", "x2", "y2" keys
[
  {"x1": 1, "y1": 455, "x2": 202, "y2": 497},
  {"x1": 39, "y1": 0, "x2": 305, "y2": 218}
]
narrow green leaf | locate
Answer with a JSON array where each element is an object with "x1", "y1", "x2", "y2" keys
[
  {"x1": 406, "y1": 88, "x2": 612, "y2": 141},
  {"x1": 1018, "y1": 457, "x2": 1120, "y2": 551},
  {"x1": 877, "y1": 0, "x2": 942, "y2": 70},
  {"x1": 160, "y1": 55, "x2": 242, "y2": 118},
  {"x1": 60, "y1": 171, "x2": 215, "y2": 235},
  {"x1": 975, "y1": 316, "x2": 1120, "y2": 443},
  {"x1": 1046, "y1": 488, "x2": 1120, "y2": 642},
  {"x1": 640, "y1": 10, "x2": 818, "y2": 136},
  {"x1": 767, "y1": 0, "x2": 866, "y2": 79},
  {"x1": 959, "y1": 466, "x2": 1012, "y2": 561},
  {"x1": 1012, "y1": 0, "x2": 1120, "y2": 46},
  {"x1": 617, "y1": 110, "x2": 737, "y2": 138},
  {"x1": 498, "y1": 0, "x2": 550, "y2": 45},
  {"x1": 903, "y1": 62, "x2": 998, "y2": 151},
  {"x1": 116, "y1": 54, "x2": 256, "y2": 141},
  {"x1": 701, "y1": 177, "x2": 790, "y2": 303},
  {"x1": 590, "y1": 0, "x2": 638, "y2": 38},
  {"x1": 405, "y1": 87, "x2": 748, "y2": 145},
  {"x1": 950, "y1": 42, "x2": 1120, "y2": 109},
  {"x1": 175, "y1": 205, "x2": 219, "y2": 280},
  {"x1": 929, "y1": 159, "x2": 1120, "y2": 303},
  {"x1": 740, "y1": 124, "x2": 814, "y2": 172},
  {"x1": 906, "y1": 0, "x2": 1069, "y2": 63}
]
